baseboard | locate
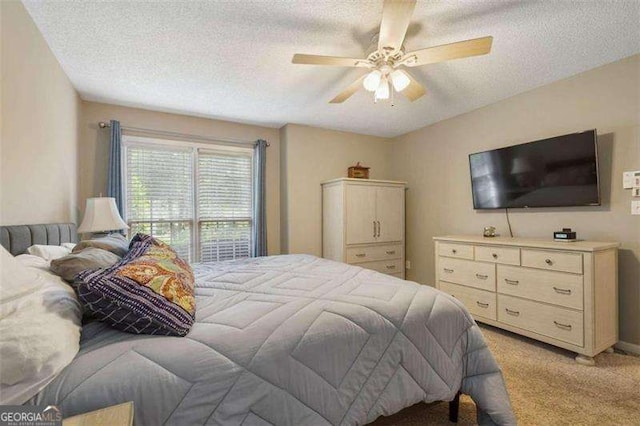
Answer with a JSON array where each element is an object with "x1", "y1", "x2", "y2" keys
[{"x1": 615, "y1": 340, "x2": 640, "y2": 355}]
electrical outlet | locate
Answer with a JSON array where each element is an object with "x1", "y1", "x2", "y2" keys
[
  {"x1": 632, "y1": 201, "x2": 640, "y2": 215},
  {"x1": 405, "y1": 260, "x2": 411, "y2": 270},
  {"x1": 623, "y1": 171, "x2": 640, "y2": 189},
  {"x1": 633, "y1": 188, "x2": 640, "y2": 197}
]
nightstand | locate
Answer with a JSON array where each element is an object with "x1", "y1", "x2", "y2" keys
[{"x1": 63, "y1": 402, "x2": 133, "y2": 426}]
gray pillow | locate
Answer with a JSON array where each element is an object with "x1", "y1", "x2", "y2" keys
[
  {"x1": 50, "y1": 248, "x2": 121, "y2": 282},
  {"x1": 72, "y1": 233, "x2": 129, "y2": 257}
]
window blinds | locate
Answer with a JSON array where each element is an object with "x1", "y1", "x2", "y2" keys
[
  {"x1": 124, "y1": 141, "x2": 253, "y2": 263},
  {"x1": 125, "y1": 145, "x2": 194, "y2": 261},
  {"x1": 198, "y1": 150, "x2": 253, "y2": 262}
]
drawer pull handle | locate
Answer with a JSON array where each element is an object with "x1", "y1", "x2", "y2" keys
[
  {"x1": 505, "y1": 308, "x2": 520, "y2": 316},
  {"x1": 386, "y1": 265, "x2": 396, "y2": 270},
  {"x1": 355, "y1": 253, "x2": 366, "y2": 258},
  {"x1": 553, "y1": 287, "x2": 572, "y2": 295},
  {"x1": 476, "y1": 301, "x2": 489, "y2": 308},
  {"x1": 386, "y1": 250, "x2": 396, "y2": 255},
  {"x1": 444, "y1": 268, "x2": 454, "y2": 273},
  {"x1": 504, "y1": 278, "x2": 519, "y2": 285},
  {"x1": 452, "y1": 249, "x2": 458, "y2": 254},
  {"x1": 554, "y1": 321, "x2": 572, "y2": 330},
  {"x1": 545, "y1": 259, "x2": 553, "y2": 265},
  {"x1": 475, "y1": 274, "x2": 489, "y2": 280},
  {"x1": 492, "y1": 253, "x2": 498, "y2": 259}
]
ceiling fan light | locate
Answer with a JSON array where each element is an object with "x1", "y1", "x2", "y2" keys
[
  {"x1": 374, "y1": 77, "x2": 390, "y2": 100},
  {"x1": 391, "y1": 70, "x2": 411, "y2": 92},
  {"x1": 363, "y1": 70, "x2": 382, "y2": 92}
]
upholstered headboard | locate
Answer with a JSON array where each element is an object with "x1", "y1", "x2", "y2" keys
[{"x1": 0, "y1": 223, "x2": 78, "y2": 256}]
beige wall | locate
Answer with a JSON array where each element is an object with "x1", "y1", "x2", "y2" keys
[
  {"x1": 280, "y1": 124, "x2": 395, "y2": 256},
  {"x1": 390, "y1": 55, "x2": 640, "y2": 345},
  {"x1": 80, "y1": 101, "x2": 281, "y2": 255},
  {"x1": 1, "y1": 1, "x2": 80, "y2": 225}
]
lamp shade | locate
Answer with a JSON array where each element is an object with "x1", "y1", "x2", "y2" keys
[
  {"x1": 363, "y1": 70, "x2": 382, "y2": 92},
  {"x1": 390, "y1": 70, "x2": 411, "y2": 92},
  {"x1": 374, "y1": 76, "x2": 390, "y2": 100},
  {"x1": 78, "y1": 197, "x2": 129, "y2": 233}
]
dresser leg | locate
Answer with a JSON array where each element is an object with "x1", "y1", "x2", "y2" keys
[
  {"x1": 604, "y1": 347, "x2": 614, "y2": 354},
  {"x1": 575, "y1": 354, "x2": 595, "y2": 366}
]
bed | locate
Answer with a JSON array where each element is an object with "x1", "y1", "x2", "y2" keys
[{"x1": 1, "y1": 223, "x2": 515, "y2": 425}]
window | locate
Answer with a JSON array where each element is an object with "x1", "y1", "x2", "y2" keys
[
  {"x1": 123, "y1": 137, "x2": 253, "y2": 263},
  {"x1": 197, "y1": 150, "x2": 252, "y2": 262}
]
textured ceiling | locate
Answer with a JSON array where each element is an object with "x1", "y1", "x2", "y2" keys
[{"x1": 23, "y1": 0, "x2": 640, "y2": 137}]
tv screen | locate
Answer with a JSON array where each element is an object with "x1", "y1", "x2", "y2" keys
[{"x1": 469, "y1": 130, "x2": 600, "y2": 209}]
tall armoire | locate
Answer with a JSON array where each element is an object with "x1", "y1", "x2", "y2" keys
[{"x1": 321, "y1": 178, "x2": 406, "y2": 278}]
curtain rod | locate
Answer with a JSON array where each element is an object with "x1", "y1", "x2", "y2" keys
[{"x1": 98, "y1": 122, "x2": 269, "y2": 147}]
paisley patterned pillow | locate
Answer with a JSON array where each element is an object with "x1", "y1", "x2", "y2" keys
[{"x1": 76, "y1": 234, "x2": 195, "y2": 336}]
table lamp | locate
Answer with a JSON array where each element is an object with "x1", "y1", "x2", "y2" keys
[{"x1": 78, "y1": 197, "x2": 129, "y2": 237}]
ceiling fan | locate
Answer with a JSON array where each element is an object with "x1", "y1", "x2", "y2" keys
[{"x1": 291, "y1": 0, "x2": 493, "y2": 104}]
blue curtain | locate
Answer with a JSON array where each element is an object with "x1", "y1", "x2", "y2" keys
[
  {"x1": 252, "y1": 139, "x2": 267, "y2": 257},
  {"x1": 107, "y1": 120, "x2": 124, "y2": 216}
]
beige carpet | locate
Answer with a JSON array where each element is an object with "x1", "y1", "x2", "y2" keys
[{"x1": 370, "y1": 325, "x2": 640, "y2": 425}]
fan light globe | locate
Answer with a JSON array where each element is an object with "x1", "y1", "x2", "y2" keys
[
  {"x1": 391, "y1": 70, "x2": 411, "y2": 92},
  {"x1": 374, "y1": 77, "x2": 390, "y2": 100},
  {"x1": 363, "y1": 70, "x2": 382, "y2": 92}
]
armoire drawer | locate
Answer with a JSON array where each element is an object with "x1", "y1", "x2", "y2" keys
[
  {"x1": 521, "y1": 249, "x2": 583, "y2": 274},
  {"x1": 439, "y1": 257, "x2": 495, "y2": 291},
  {"x1": 498, "y1": 295, "x2": 584, "y2": 347},
  {"x1": 439, "y1": 281, "x2": 496, "y2": 320},
  {"x1": 438, "y1": 243, "x2": 474, "y2": 260},
  {"x1": 346, "y1": 244, "x2": 402, "y2": 263},
  {"x1": 475, "y1": 246, "x2": 520, "y2": 265},
  {"x1": 357, "y1": 258, "x2": 404, "y2": 275},
  {"x1": 497, "y1": 265, "x2": 583, "y2": 310}
]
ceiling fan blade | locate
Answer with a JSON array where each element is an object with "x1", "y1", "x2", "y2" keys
[
  {"x1": 378, "y1": 0, "x2": 417, "y2": 54},
  {"x1": 292, "y1": 54, "x2": 370, "y2": 67},
  {"x1": 329, "y1": 75, "x2": 367, "y2": 103},
  {"x1": 402, "y1": 36, "x2": 493, "y2": 67},
  {"x1": 400, "y1": 70, "x2": 426, "y2": 101}
]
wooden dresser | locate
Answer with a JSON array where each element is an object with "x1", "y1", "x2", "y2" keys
[
  {"x1": 434, "y1": 235, "x2": 619, "y2": 365},
  {"x1": 322, "y1": 178, "x2": 406, "y2": 278}
]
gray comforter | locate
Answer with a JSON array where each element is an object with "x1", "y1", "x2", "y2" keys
[{"x1": 30, "y1": 255, "x2": 515, "y2": 425}]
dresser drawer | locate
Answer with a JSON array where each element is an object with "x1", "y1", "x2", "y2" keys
[
  {"x1": 521, "y1": 249, "x2": 583, "y2": 274},
  {"x1": 358, "y1": 258, "x2": 404, "y2": 275},
  {"x1": 346, "y1": 244, "x2": 402, "y2": 263},
  {"x1": 439, "y1": 257, "x2": 495, "y2": 291},
  {"x1": 498, "y1": 295, "x2": 583, "y2": 346},
  {"x1": 475, "y1": 246, "x2": 520, "y2": 265},
  {"x1": 439, "y1": 281, "x2": 496, "y2": 320},
  {"x1": 497, "y1": 265, "x2": 583, "y2": 310},
  {"x1": 438, "y1": 243, "x2": 474, "y2": 260}
]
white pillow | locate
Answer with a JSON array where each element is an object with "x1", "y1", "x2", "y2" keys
[
  {"x1": 61, "y1": 242, "x2": 77, "y2": 251},
  {"x1": 0, "y1": 247, "x2": 82, "y2": 405},
  {"x1": 26, "y1": 244, "x2": 72, "y2": 261},
  {"x1": 1, "y1": 251, "x2": 43, "y2": 303}
]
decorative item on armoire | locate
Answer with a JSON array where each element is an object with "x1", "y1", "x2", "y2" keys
[{"x1": 347, "y1": 162, "x2": 370, "y2": 179}]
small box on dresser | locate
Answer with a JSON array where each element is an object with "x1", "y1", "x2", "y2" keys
[{"x1": 434, "y1": 235, "x2": 619, "y2": 365}]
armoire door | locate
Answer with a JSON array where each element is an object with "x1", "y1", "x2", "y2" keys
[
  {"x1": 345, "y1": 185, "x2": 377, "y2": 245},
  {"x1": 376, "y1": 186, "x2": 404, "y2": 243}
]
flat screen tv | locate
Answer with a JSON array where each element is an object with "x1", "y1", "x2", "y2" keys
[{"x1": 469, "y1": 130, "x2": 600, "y2": 209}]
